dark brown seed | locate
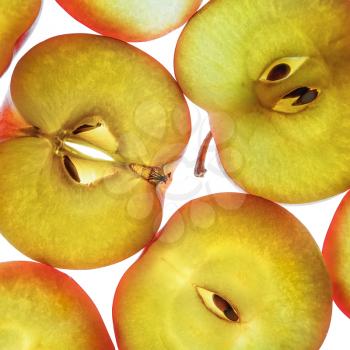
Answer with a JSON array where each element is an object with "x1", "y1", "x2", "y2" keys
[
  {"x1": 213, "y1": 294, "x2": 239, "y2": 322},
  {"x1": 73, "y1": 123, "x2": 101, "y2": 134},
  {"x1": 224, "y1": 308, "x2": 240, "y2": 322},
  {"x1": 63, "y1": 156, "x2": 80, "y2": 182},
  {"x1": 293, "y1": 89, "x2": 319, "y2": 106},
  {"x1": 267, "y1": 63, "x2": 291, "y2": 81},
  {"x1": 283, "y1": 87, "x2": 309, "y2": 99}
]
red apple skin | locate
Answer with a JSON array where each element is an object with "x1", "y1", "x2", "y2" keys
[
  {"x1": 323, "y1": 191, "x2": 350, "y2": 318},
  {"x1": 0, "y1": 1, "x2": 42, "y2": 78},
  {"x1": 55, "y1": 0, "x2": 202, "y2": 42},
  {"x1": 0, "y1": 101, "x2": 30, "y2": 141}
]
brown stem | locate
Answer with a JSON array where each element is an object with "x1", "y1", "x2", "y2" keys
[
  {"x1": 194, "y1": 131, "x2": 213, "y2": 177},
  {"x1": 129, "y1": 164, "x2": 171, "y2": 185}
]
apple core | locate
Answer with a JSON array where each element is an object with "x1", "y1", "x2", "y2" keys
[
  {"x1": 34, "y1": 115, "x2": 171, "y2": 186},
  {"x1": 256, "y1": 56, "x2": 322, "y2": 114}
]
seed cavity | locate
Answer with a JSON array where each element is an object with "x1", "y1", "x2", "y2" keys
[
  {"x1": 196, "y1": 286, "x2": 240, "y2": 323},
  {"x1": 63, "y1": 155, "x2": 80, "y2": 183},
  {"x1": 283, "y1": 87, "x2": 309, "y2": 99},
  {"x1": 292, "y1": 89, "x2": 319, "y2": 106},
  {"x1": 266, "y1": 63, "x2": 291, "y2": 81},
  {"x1": 57, "y1": 118, "x2": 121, "y2": 184},
  {"x1": 62, "y1": 154, "x2": 119, "y2": 185},
  {"x1": 213, "y1": 294, "x2": 239, "y2": 322},
  {"x1": 57, "y1": 117, "x2": 169, "y2": 186},
  {"x1": 273, "y1": 86, "x2": 320, "y2": 114},
  {"x1": 70, "y1": 116, "x2": 119, "y2": 154},
  {"x1": 259, "y1": 56, "x2": 309, "y2": 83},
  {"x1": 73, "y1": 123, "x2": 102, "y2": 135}
]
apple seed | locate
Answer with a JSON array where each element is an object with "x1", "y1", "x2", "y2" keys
[
  {"x1": 259, "y1": 56, "x2": 309, "y2": 84},
  {"x1": 196, "y1": 286, "x2": 240, "y2": 323}
]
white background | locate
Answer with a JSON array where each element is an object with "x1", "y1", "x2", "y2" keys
[{"x1": 0, "y1": 0, "x2": 349, "y2": 348}]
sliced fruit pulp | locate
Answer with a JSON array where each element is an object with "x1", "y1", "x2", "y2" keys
[
  {"x1": 175, "y1": 0, "x2": 350, "y2": 203},
  {"x1": 0, "y1": 34, "x2": 191, "y2": 269},
  {"x1": 56, "y1": 0, "x2": 202, "y2": 42},
  {"x1": 0, "y1": 0, "x2": 41, "y2": 76},
  {"x1": 114, "y1": 193, "x2": 332, "y2": 349},
  {"x1": 0, "y1": 261, "x2": 114, "y2": 349},
  {"x1": 323, "y1": 191, "x2": 350, "y2": 317}
]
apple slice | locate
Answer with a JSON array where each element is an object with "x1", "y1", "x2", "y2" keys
[
  {"x1": 0, "y1": 261, "x2": 114, "y2": 349},
  {"x1": 113, "y1": 193, "x2": 332, "y2": 349},
  {"x1": 0, "y1": 0, "x2": 41, "y2": 77},
  {"x1": 56, "y1": 0, "x2": 202, "y2": 42},
  {"x1": 323, "y1": 191, "x2": 350, "y2": 318},
  {"x1": 175, "y1": 0, "x2": 350, "y2": 203},
  {"x1": 0, "y1": 34, "x2": 191, "y2": 269}
]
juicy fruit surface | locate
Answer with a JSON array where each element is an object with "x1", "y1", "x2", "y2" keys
[
  {"x1": 0, "y1": 261, "x2": 114, "y2": 350},
  {"x1": 114, "y1": 193, "x2": 332, "y2": 350},
  {"x1": 0, "y1": 137, "x2": 161, "y2": 268},
  {"x1": 323, "y1": 191, "x2": 350, "y2": 317},
  {"x1": 10, "y1": 34, "x2": 190, "y2": 165},
  {"x1": 175, "y1": 0, "x2": 350, "y2": 203},
  {"x1": 0, "y1": 34, "x2": 190, "y2": 269},
  {"x1": 0, "y1": 0, "x2": 41, "y2": 77},
  {"x1": 56, "y1": 0, "x2": 202, "y2": 42}
]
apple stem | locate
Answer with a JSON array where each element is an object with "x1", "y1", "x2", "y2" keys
[
  {"x1": 129, "y1": 164, "x2": 171, "y2": 185},
  {"x1": 195, "y1": 132, "x2": 213, "y2": 177}
]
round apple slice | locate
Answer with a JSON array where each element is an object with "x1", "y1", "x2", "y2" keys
[
  {"x1": 0, "y1": 34, "x2": 191, "y2": 269},
  {"x1": 175, "y1": 0, "x2": 350, "y2": 203},
  {"x1": 0, "y1": 0, "x2": 41, "y2": 77},
  {"x1": 114, "y1": 193, "x2": 332, "y2": 349},
  {"x1": 323, "y1": 191, "x2": 350, "y2": 318},
  {"x1": 56, "y1": 0, "x2": 202, "y2": 42},
  {"x1": 0, "y1": 261, "x2": 114, "y2": 349}
]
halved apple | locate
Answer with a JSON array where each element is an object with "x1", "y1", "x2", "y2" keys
[
  {"x1": 0, "y1": 0, "x2": 41, "y2": 77},
  {"x1": 0, "y1": 261, "x2": 114, "y2": 349},
  {"x1": 114, "y1": 193, "x2": 332, "y2": 349},
  {"x1": 323, "y1": 191, "x2": 350, "y2": 318},
  {"x1": 56, "y1": 0, "x2": 202, "y2": 42},
  {"x1": 175, "y1": 0, "x2": 350, "y2": 203},
  {"x1": 0, "y1": 34, "x2": 191, "y2": 269}
]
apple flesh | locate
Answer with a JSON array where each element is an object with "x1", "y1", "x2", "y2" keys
[
  {"x1": 0, "y1": 0, "x2": 41, "y2": 77},
  {"x1": 0, "y1": 261, "x2": 114, "y2": 349},
  {"x1": 0, "y1": 34, "x2": 191, "y2": 269},
  {"x1": 323, "y1": 191, "x2": 350, "y2": 318},
  {"x1": 175, "y1": 0, "x2": 350, "y2": 203},
  {"x1": 113, "y1": 193, "x2": 332, "y2": 349},
  {"x1": 56, "y1": 0, "x2": 202, "y2": 42}
]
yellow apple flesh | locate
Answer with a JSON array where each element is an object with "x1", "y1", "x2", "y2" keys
[
  {"x1": 56, "y1": 0, "x2": 202, "y2": 42},
  {"x1": 114, "y1": 193, "x2": 332, "y2": 349},
  {"x1": 175, "y1": 0, "x2": 350, "y2": 203},
  {"x1": 323, "y1": 191, "x2": 350, "y2": 318},
  {"x1": 0, "y1": 261, "x2": 114, "y2": 349},
  {"x1": 0, "y1": 0, "x2": 41, "y2": 77},
  {"x1": 0, "y1": 34, "x2": 191, "y2": 269}
]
